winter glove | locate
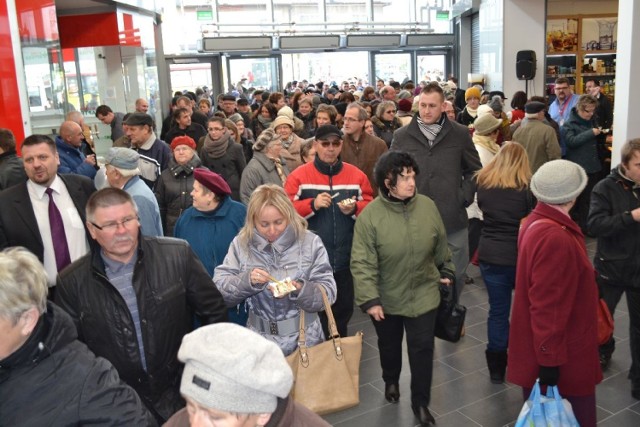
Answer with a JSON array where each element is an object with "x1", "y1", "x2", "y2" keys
[{"x1": 538, "y1": 365, "x2": 560, "y2": 386}]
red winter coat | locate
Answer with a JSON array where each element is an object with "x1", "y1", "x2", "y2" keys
[{"x1": 507, "y1": 203, "x2": 602, "y2": 396}]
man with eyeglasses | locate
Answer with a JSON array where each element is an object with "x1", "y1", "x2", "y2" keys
[
  {"x1": 562, "y1": 94, "x2": 603, "y2": 234},
  {"x1": 549, "y1": 77, "x2": 579, "y2": 156},
  {"x1": 340, "y1": 103, "x2": 388, "y2": 195},
  {"x1": 391, "y1": 82, "x2": 482, "y2": 303},
  {"x1": 284, "y1": 124, "x2": 373, "y2": 339},
  {"x1": 0, "y1": 134, "x2": 95, "y2": 298},
  {"x1": 56, "y1": 187, "x2": 228, "y2": 424},
  {"x1": 104, "y1": 147, "x2": 163, "y2": 237}
]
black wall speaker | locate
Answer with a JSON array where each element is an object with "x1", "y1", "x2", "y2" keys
[{"x1": 516, "y1": 50, "x2": 536, "y2": 80}]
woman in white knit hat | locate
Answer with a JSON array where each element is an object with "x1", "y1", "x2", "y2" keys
[{"x1": 508, "y1": 159, "x2": 601, "y2": 427}]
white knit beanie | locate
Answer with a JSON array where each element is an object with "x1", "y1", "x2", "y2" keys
[
  {"x1": 178, "y1": 323, "x2": 293, "y2": 414},
  {"x1": 530, "y1": 160, "x2": 588, "y2": 204}
]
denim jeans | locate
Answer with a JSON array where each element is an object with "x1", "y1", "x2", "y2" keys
[{"x1": 479, "y1": 262, "x2": 516, "y2": 351}]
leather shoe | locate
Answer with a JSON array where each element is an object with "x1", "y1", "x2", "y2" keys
[
  {"x1": 412, "y1": 405, "x2": 436, "y2": 426},
  {"x1": 384, "y1": 383, "x2": 400, "y2": 403}
]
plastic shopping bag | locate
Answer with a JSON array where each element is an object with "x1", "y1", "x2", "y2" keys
[{"x1": 515, "y1": 380, "x2": 580, "y2": 427}]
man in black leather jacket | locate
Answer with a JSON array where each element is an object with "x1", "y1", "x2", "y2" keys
[
  {"x1": 0, "y1": 247, "x2": 156, "y2": 426},
  {"x1": 56, "y1": 187, "x2": 228, "y2": 423}
]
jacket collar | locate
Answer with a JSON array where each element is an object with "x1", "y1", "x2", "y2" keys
[
  {"x1": 0, "y1": 303, "x2": 76, "y2": 371},
  {"x1": 313, "y1": 155, "x2": 343, "y2": 176},
  {"x1": 531, "y1": 202, "x2": 583, "y2": 236},
  {"x1": 0, "y1": 150, "x2": 18, "y2": 161},
  {"x1": 190, "y1": 197, "x2": 231, "y2": 218},
  {"x1": 169, "y1": 153, "x2": 202, "y2": 177},
  {"x1": 250, "y1": 224, "x2": 297, "y2": 254}
]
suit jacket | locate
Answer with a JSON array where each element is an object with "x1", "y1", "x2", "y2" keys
[{"x1": 0, "y1": 174, "x2": 96, "y2": 262}]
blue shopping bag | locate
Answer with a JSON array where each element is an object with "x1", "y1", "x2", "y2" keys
[{"x1": 515, "y1": 380, "x2": 580, "y2": 427}]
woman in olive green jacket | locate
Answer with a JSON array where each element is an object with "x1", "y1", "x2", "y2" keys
[{"x1": 351, "y1": 151, "x2": 455, "y2": 427}]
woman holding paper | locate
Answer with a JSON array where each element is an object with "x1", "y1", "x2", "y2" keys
[{"x1": 214, "y1": 184, "x2": 336, "y2": 355}]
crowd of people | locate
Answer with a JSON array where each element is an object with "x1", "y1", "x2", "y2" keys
[{"x1": 0, "y1": 73, "x2": 638, "y2": 427}]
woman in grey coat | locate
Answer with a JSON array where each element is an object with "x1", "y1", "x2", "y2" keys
[
  {"x1": 214, "y1": 184, "x2": 336, "y2": 355},
  {"x1": 239, "y1": 128, "x2": 290, "y2": 204}
]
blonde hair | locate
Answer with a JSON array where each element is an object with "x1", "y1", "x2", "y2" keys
[
  {"x1": 0, "y1": 247, "x2": 48, "y2": 324},
  {"x1": 476, "y1": 141, "x2": 531, "y2": 190},
  {"x1": 238, "y1": 184, "x2": 307, "y2": 245}
]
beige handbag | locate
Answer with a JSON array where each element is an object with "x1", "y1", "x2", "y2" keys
[{"x1": 286, "y1": 287, "x2": 363, "y2": 415}]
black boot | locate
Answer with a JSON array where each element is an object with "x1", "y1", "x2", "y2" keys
[
  {"x1": 485, "y1": 350, "x2": 507, "y2": 384},
  {"x1": 412, "y1": 404, "x2": 436, "y2": 426}
]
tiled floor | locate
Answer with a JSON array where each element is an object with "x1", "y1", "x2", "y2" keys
[{"x1": 322, "y1": 238, "x2": 640, "y2": 426}]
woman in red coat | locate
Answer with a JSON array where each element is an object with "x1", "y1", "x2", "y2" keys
[{"x1": 507, "y1": 159, "x2": 602, "y2": 427}]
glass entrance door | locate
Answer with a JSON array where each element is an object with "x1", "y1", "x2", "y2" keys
[
  {"x1": 416, "y1": 52, "x2": 447, "y2": 83},
  {"x1": 226, "y1": 55, "x2": 281, "y2": 95}
]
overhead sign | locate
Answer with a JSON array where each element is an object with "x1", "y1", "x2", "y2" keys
[{"x1": 197, "y1": 10, "x2": 213, "y2": 21}]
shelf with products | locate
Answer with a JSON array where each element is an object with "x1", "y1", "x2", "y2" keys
[{"x1": 545, "y1": 14, "x2": 617, "y2": 98}]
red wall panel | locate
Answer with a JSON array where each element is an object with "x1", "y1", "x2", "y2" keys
[
  {"x1": 58, "y1": 13, "x2": 120, "y2": 48},
  {"x1": 0, "y1": 0, "x2": 25, "y2": 145}
]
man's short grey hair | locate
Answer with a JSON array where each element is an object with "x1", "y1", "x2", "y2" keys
[
  {"x1": 0, "y1": 247, "x2": 48, "y2": 324},
  {"x1": 346, "y1": 103, "x2": 368, "y2": 121},
  {"x1": 86, "y1": 187, "x2": 138, "y2": 223}
]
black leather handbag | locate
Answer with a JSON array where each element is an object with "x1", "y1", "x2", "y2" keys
[{"x1": 435, "y1": 284, "x2": 466, "y2": 342}]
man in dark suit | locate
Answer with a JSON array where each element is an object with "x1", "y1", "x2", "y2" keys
[{"x1": 0, "y1": 134, "x2": 96, "y2": 296}]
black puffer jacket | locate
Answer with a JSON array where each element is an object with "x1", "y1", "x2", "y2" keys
[
  {"x1": 0, "y1": 303, "x2": 156, "y2": 426},
  {"x1": 154, "y1": 154, "x2": 202, "y2": 236},
  {"x1": 588, "y1": 165, "x2": 640, "y2": 286},
  {"x1": 56, "y1": 237, "x2": 228, "y2": 422}
]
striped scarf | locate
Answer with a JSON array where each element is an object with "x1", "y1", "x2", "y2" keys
[
  {"x1": 271, "y1": 157, "x2": 287, "y2": 184},
  {"x1": 417, "y1": 113, "x2": 446, "y2": 145}
]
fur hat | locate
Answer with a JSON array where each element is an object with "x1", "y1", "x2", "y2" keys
[
  {"x1": 473, "y1": 113, "x2": 502, "y2": 136},
  {"x1": 178, "y1": 323, "x2": 292, "y2": 414},
  {"x1": 465, "y1": 87, "x2": 482, "y2": 102},
  {"x1": 252, "y1": 128, "x2": 280, "y2": 152},
  {"x1": 227, "y1": 113, "x2": 244, "y2": 124},
  {"x1": 531, "y1": 160, "x2": 588, "y2": 205}
]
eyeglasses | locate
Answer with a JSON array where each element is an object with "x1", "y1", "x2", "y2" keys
[
  {"x1": 90, "y1": 216, "x2": 139, "y2": 232},
  {"x1": 208, "y1": 127, "x2": 224, "y2": 132},
  {"x1": 385, "y1": 110, "x2": 397, "y2": 114},
  {"x1": 319, "y1": 140, "x2": 341, "y2": 147},
  {"x1": 555, "y1": 86, "x2": 569, "y2": 91}
]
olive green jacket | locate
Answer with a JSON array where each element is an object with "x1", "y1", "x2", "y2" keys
[{"x1": 351, "y1": 193, "x2": 455, "y2": 317}]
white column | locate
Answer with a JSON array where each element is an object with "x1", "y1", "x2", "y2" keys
[
  {"x1": 502, "y1": 0, "x2": 546, "y2": 102},
  {"x1": 611, "y1": 0, "x2": 640, "y2": 165}
]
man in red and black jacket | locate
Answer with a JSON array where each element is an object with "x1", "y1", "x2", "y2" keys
[{"x1": 285, "y1": 125, "x2": 373, "y2": 339}]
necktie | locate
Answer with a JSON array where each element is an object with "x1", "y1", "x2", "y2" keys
[{"x1": 45, "y1": 187, "x2": 71, "y2": 271}]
